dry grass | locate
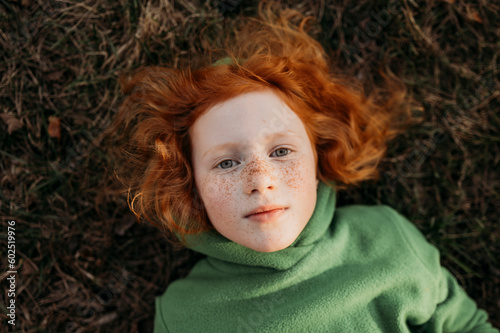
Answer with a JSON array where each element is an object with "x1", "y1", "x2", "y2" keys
[{"x1": 1, "y1": 0, "x2": 498, "y2": 331}]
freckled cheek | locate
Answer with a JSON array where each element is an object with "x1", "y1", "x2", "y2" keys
[
  {"x1": 284, "y1": 159, "x2": 316, "y2": 194},
  {"x1": 200, "y1": 177, "x2": 237, "y2": 217}
]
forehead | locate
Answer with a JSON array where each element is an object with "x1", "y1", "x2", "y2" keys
[{"x1": 190, "y1": 90, "x2": 306, "y2": 152}]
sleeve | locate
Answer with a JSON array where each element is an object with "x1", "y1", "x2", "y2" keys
[
  {"x1": 153, "y1": 296, "x2": 171, "y2": 333},
  {"x1": 382, "y1": 206, "x2": 499, "y2": 333},
  {"x1": 425, "y1": 266, "x2": 498, "y2": 332}
]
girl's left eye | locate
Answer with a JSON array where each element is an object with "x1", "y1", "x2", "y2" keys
[{"x1": 271, "y1": 148, "x2": 290, "y2": 157}]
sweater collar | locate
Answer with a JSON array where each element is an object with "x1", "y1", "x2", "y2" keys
[{"x1": 182, "y1": 180, "x2": 337, "y2": 270}]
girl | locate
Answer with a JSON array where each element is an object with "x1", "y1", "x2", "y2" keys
[{"x1": 110, "y1": 1, "x2": 497, "y2": 332}]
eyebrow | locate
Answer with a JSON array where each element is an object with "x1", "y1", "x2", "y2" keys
[{"x1": 202, "y1": 131, "x2": 296, "y2": 159}]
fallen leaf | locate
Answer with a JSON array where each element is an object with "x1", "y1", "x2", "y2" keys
[
  {"x1": 466, "y1": 5, "x2": 483, "y2": 23},
  {"x1": 48, "y1": 116, "x2": 61, "y2": 139},
  {"x1": 0, "y1": 112, "x2": 24, "y2": 134},
  {"x1": 469, "y1": 11, "x2": 483, "y2": 23}
]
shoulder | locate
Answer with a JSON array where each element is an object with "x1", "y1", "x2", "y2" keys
[
  {"x1": 332, "y1": 204, "x2": 411, "y2": 239},
  {"x1": 334, "y1": 204, "x2": 426, "y2": 242},
  {"x1": 332, "y1": 204, "x2": 441, "y2": 273}
]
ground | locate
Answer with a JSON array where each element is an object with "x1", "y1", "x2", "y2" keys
[{"x1": 0, "y1": 0, "x2": 498, "y2": 331}]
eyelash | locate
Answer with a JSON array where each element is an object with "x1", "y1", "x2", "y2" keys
[{"x1": 216, "y1": 147, "x2": 292, "y2": 170}]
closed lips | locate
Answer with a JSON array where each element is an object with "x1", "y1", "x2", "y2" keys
[{"x1": 245, "y1": 206, "x2": 287, "y2": 217}]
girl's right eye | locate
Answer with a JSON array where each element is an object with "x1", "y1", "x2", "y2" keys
[{"x1": 217, "y1": 160, "x2": 236, "y2": 170}]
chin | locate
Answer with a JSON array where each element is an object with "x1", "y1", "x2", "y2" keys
[{"x1": 248, "y1": 238, "x2": 296, "y2": 253}]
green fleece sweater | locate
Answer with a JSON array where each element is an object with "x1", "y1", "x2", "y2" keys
[{"x1": 154, "y1": 181, "x2": 497, "y2": 332}]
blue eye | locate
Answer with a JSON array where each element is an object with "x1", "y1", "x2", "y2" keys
[
  {"x1": 217, "y1": 148, "x2": 291, "y2": 169},
  {"x1": 272, "y1": 148, "x2": 290, "y2": 157},
  {"x1": 218, "y1": 160, "x2": 235, "y2": 169}
]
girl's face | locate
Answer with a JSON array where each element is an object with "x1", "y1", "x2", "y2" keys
[{"x1": 190, "y1": 90, "x2": 318, "y2": 252}]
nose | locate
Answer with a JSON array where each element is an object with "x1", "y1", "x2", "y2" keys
[{"x1": 244, "y1": 158, "x2": 277, "y2": 195}]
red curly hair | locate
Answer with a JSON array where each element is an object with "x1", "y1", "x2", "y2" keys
[{"x1": 109, "y1": 1, "x2": 418, "y2": 246}]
